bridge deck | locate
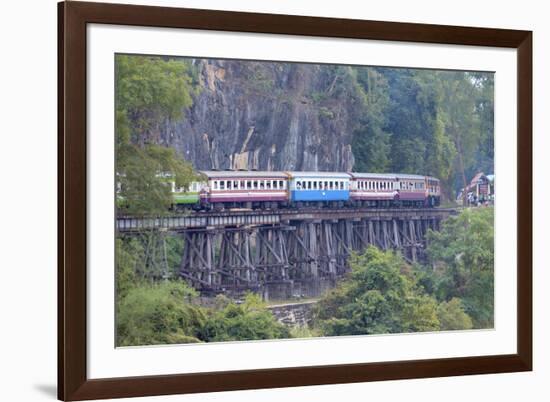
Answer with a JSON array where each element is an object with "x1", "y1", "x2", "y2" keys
[{"x1": 116, "y1": 208, "x2": 456, "y2": 232}]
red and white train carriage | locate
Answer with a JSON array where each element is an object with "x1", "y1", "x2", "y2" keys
[{"x1": 199, "y1": 171, "x2": 288, "y2": 209}]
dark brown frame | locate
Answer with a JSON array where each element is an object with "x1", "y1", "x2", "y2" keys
[{"x1": 58, "y1": 1, "x2": 532, "y2": 400}]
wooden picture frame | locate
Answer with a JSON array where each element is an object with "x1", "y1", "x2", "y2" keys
[{"x1": 58, "y1": 1, "x2": 532, "y2": 400}]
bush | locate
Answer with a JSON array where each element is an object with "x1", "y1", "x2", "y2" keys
[
  {"x1": 202, "y1": 293, "x2": 290, "y2": 342},
  {"x1": 437, "y1": 298, "x2": 473, "y2": 331},
  {"x1": 314, "y1": 247, "x2": 440, "y2": 336},
  {"x1": 116, "y1": 281, "x2": 204, "y2": 346},
  {"x1": 426, "y1": 207, "x2": 494, "y2": 328}
]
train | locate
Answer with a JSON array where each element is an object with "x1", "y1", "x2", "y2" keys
[{"x1": 165, "y1": 171, "x2": 441, "y2": 211}]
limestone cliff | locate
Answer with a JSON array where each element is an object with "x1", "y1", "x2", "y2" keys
[{"x1": 160, "y1": 59, "x2": 363, "y2": 172}]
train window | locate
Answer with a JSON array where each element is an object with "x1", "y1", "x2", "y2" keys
[
  {"x1": 280, "y1": 180, "x2": 285, "y2": 189},
  {"x1": 312, "y1": 181, "x2": 317, "y2": 190},
  {"x1": 233, "y1": 180, "x2": 239, "y2": 189},
  {"x1": 213, "y1": 181, "x2": 218, "y2": 190},
  {"x1": 266, "y1": 181, "x2": 272, "y2": 189},
  {"x1": 340, "y1": 181, "x2": 344, "y2": 190},
  {"x1": 252, "y1": 180, "x2": 257, "y2": 189},
  {"x1": 220, "y1": 181, "x2": 225, "y2": 190},
  {"x1": 306, "y1": 181, "x2": 311, "y2": 190},
  {"x1": 260, "y1": 181, "x2": 265, "y2": 189}
]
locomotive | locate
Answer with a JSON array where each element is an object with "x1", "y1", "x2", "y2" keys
[{"x1": 168, "y1": 171, "x2": 441, "y2": 210}]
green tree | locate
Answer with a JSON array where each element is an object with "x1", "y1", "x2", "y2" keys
[
  {"x1": 437, "y1": 298, "x2": 474, "y2": 331},
  {"x1": 314, "y1": 247, "x2": 440, "y2": 336},
  {"x1": 202, "y1": 293, "x2": 290, "y2": 342},
  {"x1": 352, "y1": 67, "x2": 392, "y2": 172},
  {"x1": 426, "y1": 207, "x2": 494, "y2": 328},
  {"x1": 116, "y1": 281, "x2": 205, "y2": 346},
  {"x1": 349, "y1": 67, "x2": 493, "y2": 200},
  {"x1": 115, "y1": 54, "x2": 201, "y2": 215}
]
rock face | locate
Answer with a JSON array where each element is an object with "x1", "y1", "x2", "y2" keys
[
  {"x1": 161, "y1": 59, "x2": 362, "y2": 172},
  {"x1": 267, "y1": 301, "x2": 316, "y2": 327}
]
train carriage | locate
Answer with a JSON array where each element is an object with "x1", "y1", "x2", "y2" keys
[
  {"x1": 425, "y1": 176, "x2": 441, "y2": 207},
  {"x1": 287, "y1": 171, "x2": 350, "y2": 206},
  {"x1": 349, "y1": 172, "x2": 398, "y2": 207},
  {"x1": 395, "y1": 173, "x2": 429, "y2": 207},
  {"x1": 172, "y1": 181, "x2": 206, "y2": 207},
  {"x1": 199, "y1": 171, "x2": 288, "y2": 209}
]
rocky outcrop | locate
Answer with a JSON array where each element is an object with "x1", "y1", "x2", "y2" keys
[
  {"x1": 268, "y1": 301, "x2": 316, "y2": 327},
  {"x1": 161, "y1": 59, "x2": 362, "y2": 171}
]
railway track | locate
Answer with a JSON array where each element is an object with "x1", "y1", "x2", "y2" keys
[{"x1": 116, "y1": 207, "x2": 456, "y2": 232}]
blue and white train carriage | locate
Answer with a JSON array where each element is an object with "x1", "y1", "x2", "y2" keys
[{"x1": 288, "y1": 171, "x2": 350, "y2": 206}]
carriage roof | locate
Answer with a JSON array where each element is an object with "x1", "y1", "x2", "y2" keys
[
  {"x1": 394, "y1": 173, "x2": 428, "y2": 181},
  {"x1": 286, "y1": 171, "x2": 351, "y2": 179},
  {"x1": 199, "y1": 170, "x2": 288, "y2": 179},
  {"x1": 349, "y1": 172, "x2": 397, "y2": 180}
]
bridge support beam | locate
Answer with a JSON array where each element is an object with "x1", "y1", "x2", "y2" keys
[{"x1": 177, "y1": 212, "x2": 448, "y2": 296}]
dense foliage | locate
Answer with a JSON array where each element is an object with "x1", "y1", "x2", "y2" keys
[
  {"x1": 313, "y1": 207, "x2": 493, "y2": 335},
  {"x1": 116, "y1": 279, "x2": 289, "y2": 346},
  {"x1": 116, "y1": 239, "x2": 289, "y2": 346},
  {"x1": 201, "y1": 294, "x2": 290, "y2": 342},
  {"x1": 345, "y1": 67, "x2": 493, "y2": 199},
  {"x1": 116, "y1": 55, "x2": 201, "y2": 215},
  {"x1": 314, "y1": 247, "x2": 440, "y2": 335},
  {"x1": 425, "y1": 207, "x2": 494, "y2": 327}
]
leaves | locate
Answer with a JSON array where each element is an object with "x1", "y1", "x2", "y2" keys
[
  {"x1": 116, "y1": 280, "x2": 204, "y2": 346},
  {"x1": 350, "y1": 67, "x2": 493, "y2": 200},
  {"x1": 202, "y1": 293, "x2": 290, "y2": 342},
  {"x1": 437, "y1": 298, "x2": 474, "y2": 331},
  {"x1": 115, "y1": 55, "x2": 202, "y2": 215},
  {"x1": 314, "y1": 247, "x2": 441, "y2": 336},
  {"x1": 426, "y1": 207, "x2": 494, "y2": 328}
]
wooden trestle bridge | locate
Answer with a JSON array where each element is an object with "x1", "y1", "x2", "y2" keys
[{"x1": 117, "y1": 208, "x2": 455, "y2": 298}]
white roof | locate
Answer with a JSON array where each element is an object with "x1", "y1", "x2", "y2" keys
[
  {"x1": 199, "y1": 170, "x2": 435, "y2": 181},
  {"x1": 349, "y1": 172, "x2": 398, "y2": 180},
  {"x1": 286, "y1": 171, "x2": 351, "y2": 179},
  {"x1": 394, "y1": 173, "x2": 427, "y2": 180},
  {"x1": 200, "y1": 170, "x2": 288, "y2": 179}
]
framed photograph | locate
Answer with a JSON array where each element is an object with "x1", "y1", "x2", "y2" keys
[{"x1": 58, "y1": 1, "x2": 532, "y2": 400}]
